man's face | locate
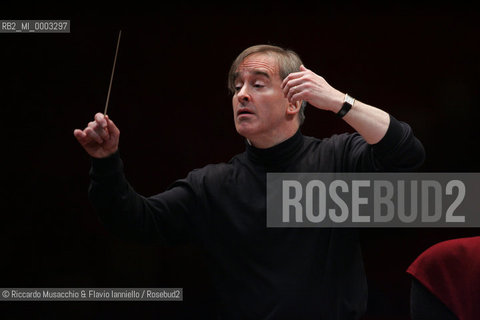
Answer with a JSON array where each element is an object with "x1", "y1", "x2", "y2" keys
[{"x1": 232, "y1": 53, "x2": 291, "y2": 141}]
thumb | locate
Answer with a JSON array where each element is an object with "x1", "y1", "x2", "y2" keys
[
  {"x1": 300, "y1": 65, "x2": 308, "y2": 71},
  {"x1": 105, "y1": 115, "x2": 120, "y2": 136}
]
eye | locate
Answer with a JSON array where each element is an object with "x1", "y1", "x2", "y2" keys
[
  {"x1": 234, "y1": 84, "x2": 243, "y2": 92},
  {"x1": 253, "y1": 83, "x2": 265, "y2": 88}
]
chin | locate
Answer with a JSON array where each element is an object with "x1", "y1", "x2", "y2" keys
[{"x1": 235, "y1": 122, "x2": 258, "y2": 140}]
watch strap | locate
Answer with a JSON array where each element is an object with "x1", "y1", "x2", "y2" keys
[{"x1": 336, "y1": 94, "x2": 355, "y2": 118}]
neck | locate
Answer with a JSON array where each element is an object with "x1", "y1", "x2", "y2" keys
[
  {"x1": 245, "y1": 127, "x2": 303, "y2": 169},
  {"x1": 246, "y1": 125, "x2": 299, "y2": 149}
]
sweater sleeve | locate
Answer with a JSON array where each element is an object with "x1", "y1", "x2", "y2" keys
[
  {"x1": 339, "y1": 115, "x2": 425, "y2": 172},
  {"x1": 88, "y1": 151, "x2": 197, "y2": 246}
]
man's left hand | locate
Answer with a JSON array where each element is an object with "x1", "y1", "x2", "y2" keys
[{"x1": 281, "y1": 65, "x2": 345, "y2": 113}]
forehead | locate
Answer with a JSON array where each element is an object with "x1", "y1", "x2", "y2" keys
[{"x1": 236, "y1": 53, "x2": 279, "y2": 77}]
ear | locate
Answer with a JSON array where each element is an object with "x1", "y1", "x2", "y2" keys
[{"x1": 286, "y1": 100, "x2": 303, "y2": 116}]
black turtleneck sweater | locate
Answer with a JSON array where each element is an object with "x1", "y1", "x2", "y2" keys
[{"x1": 88, "y1": 115, "x2": 425, "y2": 320}]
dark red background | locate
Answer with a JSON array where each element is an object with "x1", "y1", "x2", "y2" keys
[{"x1": 1, "y1": 2, "x2": 479, "y2": 319}]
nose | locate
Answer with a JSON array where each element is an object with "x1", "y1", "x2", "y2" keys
[{"x1": 237, "y1": 85, "x2": 251, "y2": 104}]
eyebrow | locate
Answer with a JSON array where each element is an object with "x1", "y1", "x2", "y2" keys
[{"x1": 233, "y1": 70, "x2": 271, "y2": 82}]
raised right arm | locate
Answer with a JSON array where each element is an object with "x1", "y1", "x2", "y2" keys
[{"x1": 74, "y1": 114, "x2": 197, "y2": 245}]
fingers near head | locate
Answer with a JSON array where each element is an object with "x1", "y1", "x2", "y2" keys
[{"x1": 281, "y1": 69, "x2": 305, "y2": 91}]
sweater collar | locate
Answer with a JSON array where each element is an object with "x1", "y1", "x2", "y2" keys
[{"x1": 246, "y1": 129, "x2": 304, "y2": 167}]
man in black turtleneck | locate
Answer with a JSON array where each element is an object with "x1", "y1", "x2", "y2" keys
[{"x1": 74, "y1": 45, "x2": 425, "y2": 319}]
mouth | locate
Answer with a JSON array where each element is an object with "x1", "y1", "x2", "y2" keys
[{"x1": 237, "y1": 108, "x2": 254, "y2": 117}]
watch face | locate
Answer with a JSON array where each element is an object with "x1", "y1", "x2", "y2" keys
[{"x1": 345, "y1": 94, "x2": 355, "y2": 105}]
